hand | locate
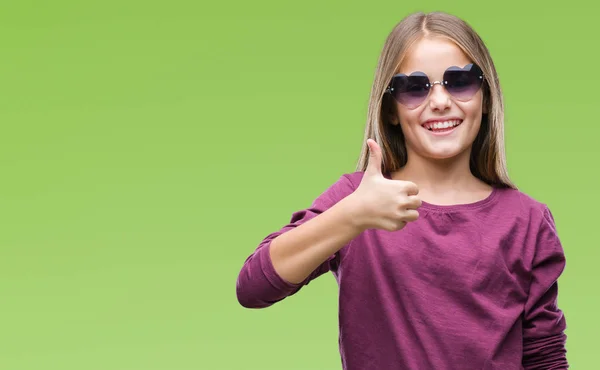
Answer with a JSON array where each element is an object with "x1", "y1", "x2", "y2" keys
[{"x1": 348, "y1": 139, "x2": 421, "y2": 231}]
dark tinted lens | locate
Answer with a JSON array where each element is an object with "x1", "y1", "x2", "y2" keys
[
  {"x1": 390, "y1": 74, "x2": 430, "y2": 107},
  {"x1": 444, "y1": 64, "x2": 483, "y2": 101}
]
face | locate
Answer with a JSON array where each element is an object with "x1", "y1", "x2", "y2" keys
[{"x1": 390, "y1": 36, "x2": 485, "y2": 161}]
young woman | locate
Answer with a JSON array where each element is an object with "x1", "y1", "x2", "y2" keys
[{"x1": 236, "y1": 11, "x2": 568, "y2": 369}]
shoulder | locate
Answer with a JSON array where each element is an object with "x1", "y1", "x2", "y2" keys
[
  {"x1": 340, "y1": 170, "x2": 366, "y2": 189},
  {"x1": 310, "y1": 171, "x2": 365, "y2": 207},
  {"x1": 492, "y1": 187, "x2": 565, "y2": 269},
  {"x1": 319, "y1": 170, "x2": 365, "y2": 191},
  {"x1": 493, "y1": 186, "x2": 558, "y2": 233}
]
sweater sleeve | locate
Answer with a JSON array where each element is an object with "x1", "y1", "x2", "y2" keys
[
  {"x1": 522, "y1": 205, "x2": 569, "y2": 369},
  {"x1": 235, "y1": 173, "x2": 356, "y2": 309}
]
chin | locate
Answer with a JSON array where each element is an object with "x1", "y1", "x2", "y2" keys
[{"x1": 422, "y1": 146, "x2": 468, "y2": 160}]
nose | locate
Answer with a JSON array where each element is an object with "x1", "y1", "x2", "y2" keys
[{"x1": 428, "y1": 82, "x2": 451, "y2": 111}]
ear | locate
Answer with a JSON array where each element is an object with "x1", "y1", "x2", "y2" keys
[
  {"x1": 383, "y1": 95, "x2": 401, "y2": 125},
  {"x1": 482, "y1": 85, "x2": 490, "y2": 114},
  {"x1": 389, "y1": 112, "x2": 401, "y2": 125},
  {"x1": 481, "y1": 93, "x2": 489, "y2": 115}
]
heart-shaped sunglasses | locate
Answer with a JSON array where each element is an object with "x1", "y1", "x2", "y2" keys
[{"x1": 385, "y1": 63, "x2": 484, "y2": 109}]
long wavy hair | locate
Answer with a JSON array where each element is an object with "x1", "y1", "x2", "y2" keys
[{"x1": 356, "y1": 11, "x2": 516, "y2": 189}]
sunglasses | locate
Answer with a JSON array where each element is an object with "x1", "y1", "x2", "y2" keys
[{"x1": 385, "y1": 63, "x2": 484, "y2": 108}]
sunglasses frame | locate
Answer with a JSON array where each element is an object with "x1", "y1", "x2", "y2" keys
[{"x1": 384, "y1": 63, "x2": 485, "y2": 107}]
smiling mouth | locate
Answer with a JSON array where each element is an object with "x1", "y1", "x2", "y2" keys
[{"x1": 421, "y1": 119, "x2": 463, "y2": 132}]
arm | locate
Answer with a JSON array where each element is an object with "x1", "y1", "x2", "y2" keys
[
  {"x1": 236, "y1": 139, "x2": 421, "y2": 309},
  {"x1": 522, "y1": 206, "x2": 569, "y2": 369},
  {"x1": 269, "y1": 193, "x2": 364, "y2": 284},
  {"x1": 235, "y1": 174, "x2": 360, "y2": 309}
]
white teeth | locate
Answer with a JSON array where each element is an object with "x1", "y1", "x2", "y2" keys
[{"x1": 425, "y1": 120, "x2": 462, "y2": 130}]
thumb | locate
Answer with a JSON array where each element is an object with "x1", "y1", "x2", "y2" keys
[{"x1": 365, "y1": 139, "x2": 383, "y2": 177}]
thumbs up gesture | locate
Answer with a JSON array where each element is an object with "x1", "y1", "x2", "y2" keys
[{"x1": 349, "y1": 139, "x2": 421, "y2": 232}]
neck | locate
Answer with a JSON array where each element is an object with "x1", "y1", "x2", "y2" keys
[{"x1": 392, "y1": 146, "x2": 481, "y2": 192}]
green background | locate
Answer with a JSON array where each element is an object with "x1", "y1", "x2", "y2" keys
[{"x1": 0, "y1": 0, "x2": 595, "y2": 369}]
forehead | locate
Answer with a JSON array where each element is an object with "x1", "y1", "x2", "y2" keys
[{"x1": 397, "y1": 36, "x2": 472, "y2": 77}]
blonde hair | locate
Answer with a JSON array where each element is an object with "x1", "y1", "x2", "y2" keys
[{"x1": 356, "y1": 11, "x2": 516, "y2": 189}]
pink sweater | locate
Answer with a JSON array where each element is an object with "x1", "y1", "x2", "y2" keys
[{"x1": 236, "y1": 171, "x2": 569, "y2": 369}]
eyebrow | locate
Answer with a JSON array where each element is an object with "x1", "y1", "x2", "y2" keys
[{"x1": 394, "y1": 63, "x2": 473, "y2": 76}]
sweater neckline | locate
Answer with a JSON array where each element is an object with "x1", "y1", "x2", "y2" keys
[{"x1": 382, "y1": 172, "x2": 500, "y2": 212}]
